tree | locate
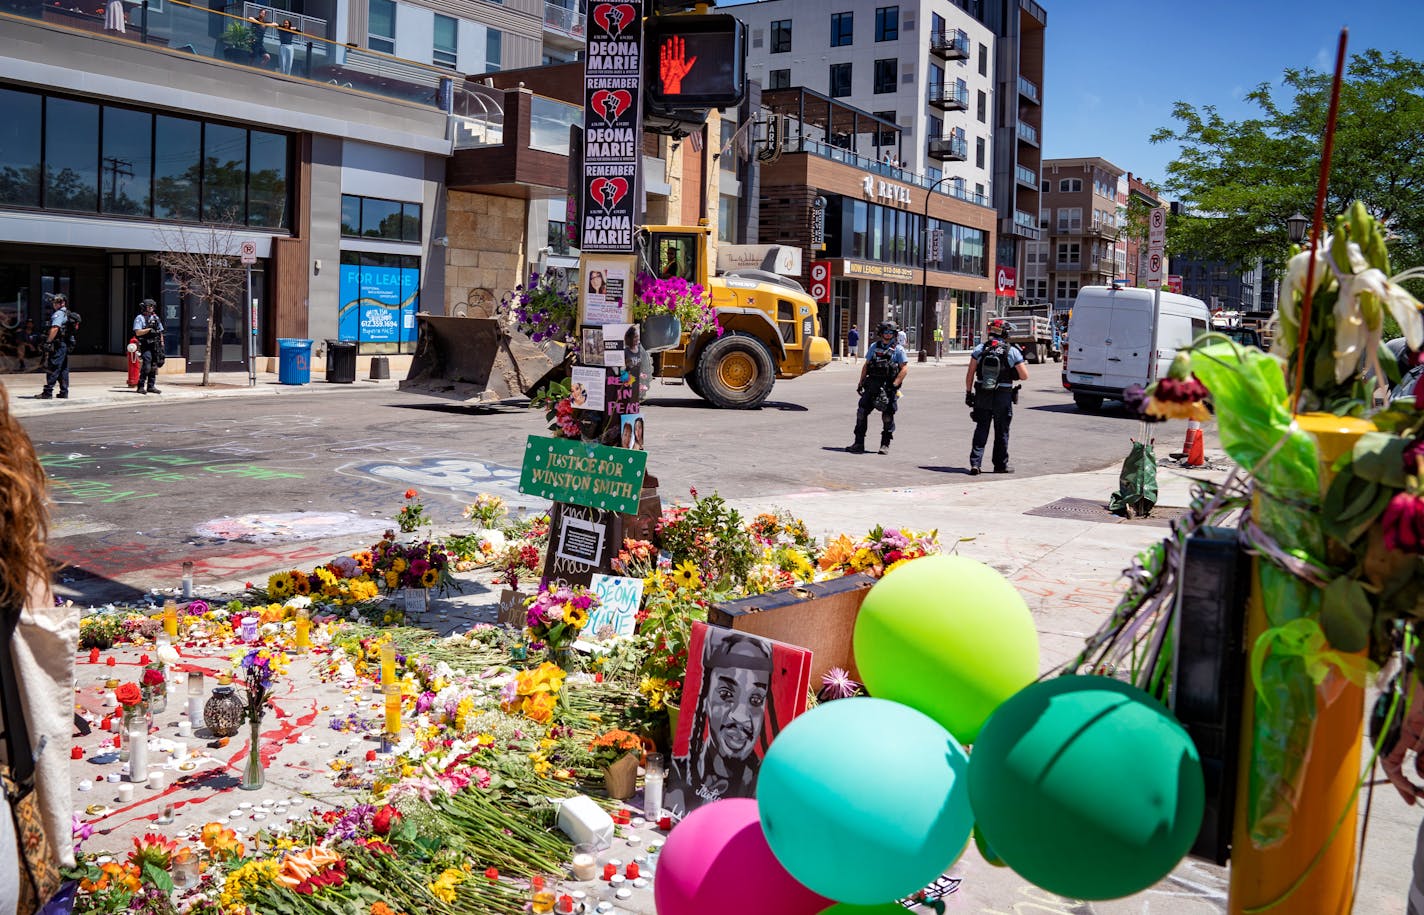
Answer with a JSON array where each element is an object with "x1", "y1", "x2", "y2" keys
[
  {"x1": 156, "y1": 221, "x2": 246, "y2": 386},
  {"x1": 1151, "y1": 50, "x2": 1424, "y2": 273}
]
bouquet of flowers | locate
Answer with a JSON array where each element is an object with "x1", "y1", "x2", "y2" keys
[
  {"x1": 396, "y1": 488, "x2": 428, "y2": 533},
  {"x1": 371, "y1": 536, "x2": 459, "y2": 596},
  {"x1": 140, "y1": 662, "x2": 166, "y2": 711},
  {"x1": 524, "y1": 584, "x2": 599, "y2": 660},
  {"x1": 499, "y1": 661, "x2": 567, "y2": 724},
  {"x1": 79, "y1": 614, "x2": 125, "y2": 650},
  {"x1": 492, "y1": 541, "x2": 543, "y2": 590},
  {"x1": 236, "y1": 648, "x2": 288, "y2": 725},
  {"x1": 530, "y1": 377, "x2": 583, "y2": 439},
  {"x1": 632, "y1": 273, "x2": 720, "y2": 337},
  {"x1": 587, "y1": 729, "x2": 645, "y2": 767},
  {"x1": 464, "y1": 493, "x2": 509, "y2": 529},
  {"x1": 498, "y1": 270, "x2": 578, "y2": 344},
  {"x1": 655, "y1": 489, "x2": 758, "y2": 587},
  {"x1": 819, "y1": 525, "x2": 941, "y2": 578}
]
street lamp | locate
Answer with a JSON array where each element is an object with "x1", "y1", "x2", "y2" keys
[
  {"x1": 1286, "y1": 212, "x2": 1310, "y2": 245},
  {"x1": 920, "y1": 175, "x2": 955, "y2": 363}
]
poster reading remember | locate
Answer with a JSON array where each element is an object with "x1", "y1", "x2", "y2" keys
[
  {"x1": 519, "y1": 435, "x2": 648, "y2": 514},
  {"x1": 580, "y1": 0, "x2": 644, "y2": 254}
]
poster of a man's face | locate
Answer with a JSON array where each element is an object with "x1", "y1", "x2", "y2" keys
[{"x1": 664, "y1": 623, "x2": 811, "y2": 817}]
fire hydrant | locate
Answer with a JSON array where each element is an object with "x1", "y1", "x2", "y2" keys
[{"x1": 126, "y1": 337, "x2": 140, "y2": 387}]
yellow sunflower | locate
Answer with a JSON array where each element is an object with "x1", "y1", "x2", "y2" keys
[
  {"x1": 562, "y1": 603, "x2": 589, "y2": 629},
  {"x1": 420, "y1": 568, "x2": 440, "y2": 588},
  {"x1": 672, "y1": 560, "x2": 701, "y2": 590},
  {"x1": 267, "y1": 572, "x2": 294, "y2": 599}
]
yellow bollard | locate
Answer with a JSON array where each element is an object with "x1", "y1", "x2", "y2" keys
[{"x1": 1228, "y1": 413, "x2": 1372, "y2": 915}]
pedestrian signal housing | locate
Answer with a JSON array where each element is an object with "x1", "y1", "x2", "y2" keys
[{"x1": 644, "y1": 14, "x2": 747, "y2": 116}]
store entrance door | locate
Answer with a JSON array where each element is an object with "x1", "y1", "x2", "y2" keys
[{"x1": 170, "y1": 266, "x2": 263, "y2": 373}]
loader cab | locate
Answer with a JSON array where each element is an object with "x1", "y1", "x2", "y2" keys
[{"x1": 642, "y1": 229, "x2": 706, "y2": 284}]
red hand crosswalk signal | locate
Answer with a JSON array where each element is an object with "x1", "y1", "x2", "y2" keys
[{"x1": 644, "y1": 15, "x2": 746, "y2": 116}]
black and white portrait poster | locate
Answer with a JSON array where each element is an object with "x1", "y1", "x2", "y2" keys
[{"x1": 665, "y1": 622, "x2": 812, "y2": 816}]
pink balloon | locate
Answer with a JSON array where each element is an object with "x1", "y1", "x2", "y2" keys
[{"x1": 655, "y1": 799, "x2": 830, "y2": 915}]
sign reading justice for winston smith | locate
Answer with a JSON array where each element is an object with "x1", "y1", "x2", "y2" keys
[{"x1": 519, "y1": 435, "x2": 648, "y2": 515}]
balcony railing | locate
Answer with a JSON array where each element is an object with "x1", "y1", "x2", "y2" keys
[
  {"x1": 927, "y1": 83, "x2": 968, "y2": 111},
  {"x1": 1015, "y1": 164, "x2": 1038, "y2": 187},
  {"x1": 927, "y1": 136, "x2": 968, "y2": 162},
  {"x1": 4, "y1": 0, "x2": 451, "y2": 110},
  {"x1": 930, "y1": 29, "x2": 969, "y2": 60},
  {"x1": 1014, "y1": 210, "x2": 1039, "y2": 230},
  {"x1": 543, "y1": 2, "x2": 586, "y2": 40},
  {"x1": 1017, "y1": 75, "x2": 1040, "y2": 103},
  {"x1": 240, "y1": 1, "x2": 328, "y2": 40},
  {"x1": 792, "y1": 136, "x2": 990, "y2": 207},
  {"x1": 1016, "y1": 121, "x2": 1040, "y2": 146},
  {"x1": 528, "y1": 96, "x2": 580, "y2": 153}
]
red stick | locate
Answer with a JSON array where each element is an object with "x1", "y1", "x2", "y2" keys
[{"x1": 1292, "y1": 28, "x2": 1349, "y2": 413}]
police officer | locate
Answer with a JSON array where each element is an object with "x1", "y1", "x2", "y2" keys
[
  {"x1": 849, "y1": 321, "x2": 908, "y2": 454},
  {"x1": 965, "y1": 317, "x2": 1028, "y2": 474},
  {"x1": 38, "y1": 294, "x2": 71, "y2": 400},
  {"x1": 133, "y1": 298, "x2": 164, "y2": 394}
]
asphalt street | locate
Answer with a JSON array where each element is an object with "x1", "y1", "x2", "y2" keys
[{"x1": 16, "y1": 359, "x2": 1174, "y2": 603}]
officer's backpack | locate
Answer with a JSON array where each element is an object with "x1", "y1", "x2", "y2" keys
[
  {"x1": 977, "y1": 340, "x2": 1008, "y2": 391},
  {"x1": 63, "y1": 309, "x2": 81, "y2": 347}
]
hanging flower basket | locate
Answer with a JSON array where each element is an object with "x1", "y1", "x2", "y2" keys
[{"x1": 640, "y1": 314, "x2": 684, "y2": 353}]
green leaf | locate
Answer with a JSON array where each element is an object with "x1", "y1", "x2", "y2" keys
[
  {"x1": 140, "y1": 860, "x2": 174, "y2": 893},
  {"x1": 1351, "y1": 432, "x2": 1408, "y2": 488},
  {"x1": 1320, "y1": 576, "x2": 1372, "y2": 653}
]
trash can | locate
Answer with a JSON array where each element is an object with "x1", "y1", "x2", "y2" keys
[
  {"x1": 277, "y1": 338, "x2": 313, "y2": 385},
  {"x1": 326, "y1": 339, "x2": 357, "y2": 384}
]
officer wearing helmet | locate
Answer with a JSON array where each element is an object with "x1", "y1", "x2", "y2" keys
[
  {"x1": 133, "y1": 298, "x2": 164, "y2": 394},
  {"x1": 965, "y1": 317, "x2": 1028, "y2": 474},
  {"x1": 848, "y1": 321, "x2": 908, "y2": 454}
]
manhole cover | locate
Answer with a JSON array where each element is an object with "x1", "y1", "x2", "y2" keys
[{"x1": 1023, "y1": 497, "x2": 1189, "y2": 528}]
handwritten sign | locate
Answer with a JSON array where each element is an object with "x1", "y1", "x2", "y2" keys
[
  {"x1": 542, "y1": 502, "x2": 622, "y2": 589},
  {"x1": 588, "y1": 573, "x2": 643, "y2": 639},
  {"x1": 520, "y1": 435, "x2": 647, "y2": 514}
]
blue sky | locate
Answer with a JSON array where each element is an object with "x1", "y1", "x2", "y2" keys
[{"x1": 1044, "y1": 0, "x2": 1424, "y2": 187}]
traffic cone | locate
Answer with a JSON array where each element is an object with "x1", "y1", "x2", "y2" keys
[{"x1": 1182, "y1": 420, "x2": 1205, "y2": 467}]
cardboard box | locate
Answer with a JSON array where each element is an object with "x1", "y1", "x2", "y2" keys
[{"x1": 708, "y1": 574, "x2": 875, "y2": 684}]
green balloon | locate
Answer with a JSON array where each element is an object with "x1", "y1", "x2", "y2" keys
[
  {"x1": 852, "y1": 555, "x2": 1038, "y2": 743},
  {"x1": 817, "y1": 906, "x2": 906, "y2": 915},
  {"x1": 973, "y1": 825, "x2": 1005, "y2": 867},
  {"x1": 967, "y1": 676, "x2": 1205, "y2": 900}
]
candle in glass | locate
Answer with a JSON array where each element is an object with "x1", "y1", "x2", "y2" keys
[
  {"x1": 294, "y1": 608, "x2": 311, "y2": 653},
  {"x1": 571, "y1": 844, "x2": 598, "y2": 881},
  {"x1": 187, "y1": 671, "x2": 205, "y2": 724},
  {"x1": 181, "y1": 561, "x2": 194, "y2": 600},
  {"x1": 128, "y1": 721, "x2": 148, "y2": 783},
  {"x1": 384, "y1": 685, "x2": 401, "y2": 737},
  {"x1": 380, "y1": 644, "x2": 396, "y2": 685},
  {"x1": 643, "y1": 753, "x2": 665, "y2": 819},
  {"x1": 162, "y1": 600, "x2": 179, "y2": 638}
]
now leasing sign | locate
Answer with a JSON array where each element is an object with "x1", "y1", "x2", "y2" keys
[{"x1": 519, "y1": 435, "x2": 648, "y2": 514}]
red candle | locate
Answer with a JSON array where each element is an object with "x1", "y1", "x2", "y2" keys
[
  {"x1": 658, "y1": 815, "x2": 672, "y2": 831},
  {"x1": 88, "y1": 647, "x2": 100, "y2": 663},
  {"x1": 625, "y1": 862, "x2": 639, "y2": 880},
  {"x1": 101, "y1": 717, "x2": 112, "y2": 732},
  {"x1": 112, "y1": 735, "x2": 121, "y2": 748},
  {"x1": 106, "y1": 657, "x2": 116, "y2": 667},
  {"x1": 139, "y1": 654, "x2": 149, "y2": 665},
  {"x1": 365, "y1": 749, "x2": 377, "y2": 762},
  {"x1": 70, "y1": 746, "x2": 84, "y2": 760},
  {"x1": 602, "y1": 863, "x2": 616, "y2": 881}
]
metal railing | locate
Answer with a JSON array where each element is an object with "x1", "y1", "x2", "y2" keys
[
  {"x1": 1016, "y1": 121, "x2": 1040, "y2": 145},
  {"x1": 930, "y1": 29, "x2": 969, "y2": 58},
  {"x1": 927, "y1": 136, "x2": 968, "y2": 161},
  {"x1": 240, "y1": 1, "x2": 327, "y2": 40},
  {"x1": 450, "y1": 84, "x2": 506, "y2": 148},
  {"x1": 529, "y1": 96, "x2": 580, "y2": 153},
  {"x1": 794, "y1": 136, "x2": 990, "y2": 208},
  {"x1": 1017, "y1": 75, "x2": 1040, "y2": 103},
  {"x1": 1015, "y1": 164, "x2": 1038, "y2": 187},
  {"x1": 7, "y1": 0, "x2": 450, "y2": 110},
  {"x1": 927, "y1": 83, "x2": 968, "y2": 109},
  {"x1": 1014, "y1": 209, "x2": 1039, "y2": 230},
  {"x1": 543, "y1": 1, "x2": 585, "y2": 40}
]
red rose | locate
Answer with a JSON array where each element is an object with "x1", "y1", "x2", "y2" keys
[
  {"x1": 115, "y1": 682, "x2": 143, "y2": 707},
  {"x1": 142, "y1": 667, "x2": 165, "y2": 687},
  {"x1": 372, "y1": 805, "x2": 400, "y2": 836}
]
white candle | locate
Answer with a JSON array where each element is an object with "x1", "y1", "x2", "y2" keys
[
  {"x1": 149, "y1": 771, "x2": 165, "y2": 790},
  {"x1": 177, "y1": 720, "x2": 193, "y2": 737},
  {"x1": 188, "y1": 697, "x2": 203, "y2": 726},
  {"x1": 117, "y1": 783, "x2": 134, "y2": 803},
  {"x1": 128, "y1": 725, "x2": 148, "y2": 783},
  {"x1": 571, "y1": 852, "x2": 597, "y2": 881}
]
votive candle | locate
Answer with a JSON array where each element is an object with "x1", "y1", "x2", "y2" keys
[
  {"x1": 163, "y1": 600, "x2": 179, "y2": 638},
  {"x1": 117, "y1": 783, "x2": 134, "y2": 803},
  {"x1": 380, "y1": 644, "x2": 396, "y2": 685},
  {"x1": 294, "y1": 609, "x2": 311, "y2": 653},
  {"x1": 384, "y1": 685, "x2": 401, "y2": 737}
]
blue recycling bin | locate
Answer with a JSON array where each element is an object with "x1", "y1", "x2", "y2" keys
[{"x1": 277, "y1": 338, "x2": 313, "y2": 385}]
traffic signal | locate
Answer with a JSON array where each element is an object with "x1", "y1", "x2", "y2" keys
[{"x1": 644, "y1": 14, "x2": 747, "y2": 117}]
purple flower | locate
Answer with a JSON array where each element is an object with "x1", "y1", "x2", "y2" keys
[{"x1": 818, "y1": 667, "x2": 863, "y2": 701}]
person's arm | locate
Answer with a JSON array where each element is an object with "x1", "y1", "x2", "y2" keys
[
  {"x1": 893, "y1": 354, "x2": 908, "y2": 387},
  {"x1": 965, "y1": 360, "x2": 978, "y2": 394},
  {"x1": 1383, "y1": 678, "x2": 1424, "y2": 805},
  {"x1": 856, "y1": 348, "x2": 871, "y2": 390},
  {"x1": 1016, "y1": 361, "x2": 1029, "y2": 381}
]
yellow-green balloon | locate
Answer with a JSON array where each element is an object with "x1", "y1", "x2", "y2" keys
[
  {"x1": 817, "y1": 906, "x2": 906, "y2": 915},
  {"x1": 852, "y1": 555, "x2": 1038, "y2": 743}
]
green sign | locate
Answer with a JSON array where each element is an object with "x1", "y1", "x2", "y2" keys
[{"x1": 519, "y1": 435, "x2": 648, "y2": 514}]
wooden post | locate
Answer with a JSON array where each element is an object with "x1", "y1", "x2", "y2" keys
[{"x1": 1228, "y1": 413, "x2": 1372, "y2": 915}]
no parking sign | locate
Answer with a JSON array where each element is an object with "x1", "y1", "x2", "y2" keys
[{"x1": 809, "y1": 261, "x2": 831, "y2": 304}]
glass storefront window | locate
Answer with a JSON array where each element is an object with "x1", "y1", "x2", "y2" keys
[
  {"x1": 45, "y1": 97, "x2": 99, "y2": 212},
  {"x1": 338, "y1": 250, "x2": 420, "y2": 354},
  {"x1": 202, "y1": 123, "x2": 247, "y2": 223},
  {"x1": 360, "y1": 197, "x2": 401, "y2": 239},
  {"x1": 852, "y1": 200, "x2": 867, "y2": 259},
  {"x1": 0, "y1": 88, "x2": 41, "y2": 208},
  {"x1": 155, "y1": 115, "x2": 201, "y2": 221},
  {"x1": 101, "y1": 107, "x2": 153, "y2": 217},
  {"x1": 247, "y1": 130, "x2": 289, "y2": 228}
]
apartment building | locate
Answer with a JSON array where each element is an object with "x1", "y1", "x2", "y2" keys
[
  {"x1": 1026, "y1": 156, "x2": 1125, "y2": 310},
  {"x1": 1124, "y1": 172, "x2": 1161, "y2": 287}
]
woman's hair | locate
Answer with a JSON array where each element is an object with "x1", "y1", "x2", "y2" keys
[{"x1": 0, "y1": 386, "x2": 50, "y2": 612}]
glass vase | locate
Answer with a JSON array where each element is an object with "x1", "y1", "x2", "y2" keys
[
  {"x1": 240, "y1": 718, "x2": 264, "y2": 790},
  {"x1": 144, "y1": 682, "x2": 167, "y2": 715}
]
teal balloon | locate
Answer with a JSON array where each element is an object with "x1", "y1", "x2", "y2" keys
[
  {"x1": 853, "y1": 554, "x2": 1038, "y2": 743},
  {"x1": 757, "y1": 698, "x2": 973, "y2": 905},
  {"x1": 973, "y1": 825, "x2": 1005, "y2": 868},
  {"x1": 968, "y1": 676, "x2": 1205, "y2": 900}
]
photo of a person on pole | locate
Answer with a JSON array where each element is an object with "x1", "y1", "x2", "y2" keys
[{"x1": 664, "y1": 623, "x2": 810, "y2": 816}]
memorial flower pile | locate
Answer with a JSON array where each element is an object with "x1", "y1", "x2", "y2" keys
[
  {"x1": 499, "y1": 661, "x2": 567, "y2": 724},
  {"x1": 523, "y1": 584, "x2": 599, "y2": 658},
  {"x1": 818, "y1": 525, "x2": 942, "y2": 578},
  {"x1": 370, "y1": 536, "x2": 458, "y2": 596}
]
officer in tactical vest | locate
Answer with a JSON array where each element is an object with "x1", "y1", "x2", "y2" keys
[
  {"x1": 38, "y1": 294, "x2": 74, "y2": 400},
  {"x1": 133, "y1": 298, "x2": 164, "y2": 394},
  {"x1": 965, "y1": 317, "x2": 1028, "y2": 474},
  {"x1": 848, "y1": 321, "x2": 908, "y2": 454}
]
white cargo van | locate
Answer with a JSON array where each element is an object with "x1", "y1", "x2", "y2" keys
[{"x1": 1063, "y1": 285, "x2": 1211, "y2": 412}]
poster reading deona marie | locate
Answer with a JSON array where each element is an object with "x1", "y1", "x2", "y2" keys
[
  {"x1": 665, "y1": 622, "x2": 811, "y2": 817},
  {"x1": 580, "y1": 0, "x2": 644, "y2": 254}
]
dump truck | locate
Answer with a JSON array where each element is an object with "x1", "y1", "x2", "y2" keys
[
  {"x1": 400, "y1": 224, "x2": 831, "y2": 409},
  {"x1": 1002, "y1": 302, "x2": 1059, "y2": 363},
  {"x1": 642, "y1": 225, "x2": 832, "y2": 409}
]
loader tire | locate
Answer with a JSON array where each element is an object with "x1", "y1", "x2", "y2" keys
[
  {"x1": 695, "y1": 332, "x2": 776, "y2": 409},
  {"x1": 684, "y1": 371, "x2": 706, "y2": 400}
]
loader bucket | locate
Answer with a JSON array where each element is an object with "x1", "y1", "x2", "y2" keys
[{"x1": 400, "y1": 315, "x2": 566, "y2": 403}]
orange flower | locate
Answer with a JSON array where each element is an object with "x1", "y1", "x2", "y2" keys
[
  {"x1": 522, "y1": 691, "x2": 556, "y2": 724},
  {"x1": 404, "y1": 489, "x2": 418, "y2": 499}
]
